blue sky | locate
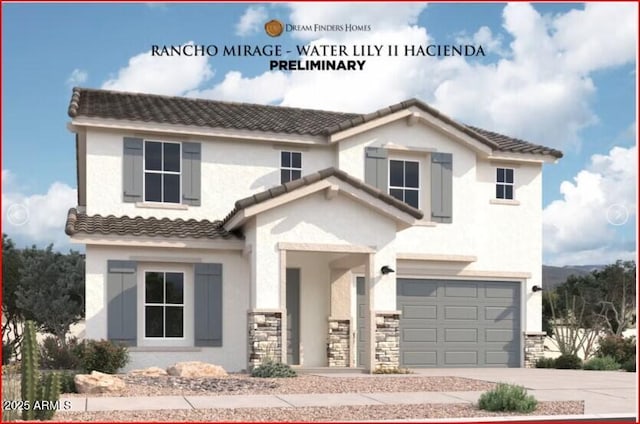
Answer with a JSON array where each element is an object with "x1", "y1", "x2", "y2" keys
[{"x1": 2, "y1": 2, "x2": 637, "y2": 266}]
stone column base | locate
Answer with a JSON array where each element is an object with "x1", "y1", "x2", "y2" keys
[
  {"x1": 524, "y1": 331, "x2": 546, "y2": 368},
  {"x1": 375, "y1": 311, "x2": 400, "y2": 371},
  {"x1": 248, "y1": 310, "x2": 282, "y2": 369},
  {"x1": 328, "y1": 318, "x2": 350, "y2": 367}
]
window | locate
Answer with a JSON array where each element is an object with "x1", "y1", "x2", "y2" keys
[
  {"x1": 496, "y1": 168, "x2": 514, "y2": 200},
  {"x1": 281, "y1": 151, "x2": 302, "y2": 184},
  {"x1": 389, "y1": 159, "x2": 420, "y2": 208},
  {"x1": 144, "y1": 271, "x2": 184, "y2": 338},
  {"x1": 144, "y1": 141, "x2": 181, "y2": 203}
]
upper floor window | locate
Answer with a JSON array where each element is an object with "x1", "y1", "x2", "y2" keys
[
  {"x1": 281, "y1": 151, "x2": 302, "y2": 184},
  {"x1": 144, "y1": 271, "x2": 184, "y2": 338},
  {"x1": 389, "y1": 159, "x2": 420, "y2": 209},
  {"x1": 144, "y1": 141, "x2": 181, "y2": 203},
  {"x1": 496, "y1": 168, "x2": 514, "y2": 200}
]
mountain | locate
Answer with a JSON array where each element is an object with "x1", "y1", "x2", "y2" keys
[{"x1": 541, "y1": 264, "x2": 606, "y2": 290}]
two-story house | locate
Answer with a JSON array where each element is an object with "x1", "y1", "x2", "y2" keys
[{"x1": 65, "y1": 87, "x2": 562, "y2": 372}]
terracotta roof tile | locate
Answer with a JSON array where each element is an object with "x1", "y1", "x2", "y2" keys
[{"x1": 65, "y1": 208, "x2": 240, "y2": 240}]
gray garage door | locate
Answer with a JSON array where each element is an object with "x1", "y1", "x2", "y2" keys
[{"x1": 397, "y1": 278, "x2": 521, "y2": 368}]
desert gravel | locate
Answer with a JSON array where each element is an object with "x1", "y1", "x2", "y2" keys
[
  {"x1": 56, "y1": 401, "x2": 585, "y2": 421},
  {"x1": 63, "y1": 375, "x2": 498, "y2": 397}
]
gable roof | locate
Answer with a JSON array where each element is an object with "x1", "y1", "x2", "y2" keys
[
  {"x1": 222, "y1": 167, "x2": 424, "y2": 227},
  {"x1": 65, "y1": 208, "x2": 240, "y2": 240},
  {"x1": 69, "y1": 87, "x2": 562, "y2": 158}
]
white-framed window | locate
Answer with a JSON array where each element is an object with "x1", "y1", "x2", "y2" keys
[
  {"x1": 144, "y1": 141, "x2": 181, "y2": 203},
  {"x1": 281, "y1": 151, "x2": 302, "y2": 184},
  {"x1": 496, "y1": 168, "x2": 515, "y2": 200},
  {"x1": 389, "y1": 159, "x2": 420, "y2": 209},
  {"x1": 144, "y1": 271, "x2": 184, "y2": 338}
]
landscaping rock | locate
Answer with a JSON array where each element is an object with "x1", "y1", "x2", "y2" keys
[
  {"x1": 166, "y1": 361, "x2": 228, "y2": 378},
  {"x1": 128, "y1": 367, "x2": 168, "y2": 377},
  {"x1": 75, "y1": 371, "x2": 126, "y2": 394}
]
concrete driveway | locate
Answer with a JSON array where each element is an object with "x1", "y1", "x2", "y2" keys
[{"x1": 410, "y1": 368, "x2": 637, "y2": 415}]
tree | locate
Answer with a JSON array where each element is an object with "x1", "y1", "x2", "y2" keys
[
  {"x1": 16, "y1": 245, "x2": 85, "y2": 345},
  {"x1": 593, "y1": 261, "x2": 636, "y2": 336},
  {"x1": 2, "y1": 234, "x2": 24, "y2": 355},
  {"x1": 543, "y1": 260, "x2": 636, "y2": 358}
]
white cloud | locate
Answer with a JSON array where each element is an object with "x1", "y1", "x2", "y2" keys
[
  {"x1": 187, "y1": 71, "x2": 288, "y2": 104},
  {"x1": 2, "y1": 170, "x2": 78, "y2": 250},
  {"x1": 455, "y1": 26, "x2": 506, "y2": 56},
  {"x1": 102, "y1": 41, "x2": 213, "y2": 96},
  {"x1": 66, "y1": 69, "x2": 88, "y2": 86},
  {"x1": 287, "y1": 3, "x2": 427, "y2": 40},
  {"x1": 552, "y1": 3, "x2": 638, "y2": 74},
  {"x1": 100, "y1": 3, "x2": 636, "y2": 150},
  {"x1": 235, "y1": 6, "x2": 267, "y2": 36},
  {"x1": 179, "y1": 3, "x2": 635, "y2": 151},
  {"x1": 543, "y1": 145, "x2": 637, "y2": 265}
]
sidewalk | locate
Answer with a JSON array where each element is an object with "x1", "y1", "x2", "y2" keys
[{"x1": 59, "y1": 387, "x2": 636, "y2": 415}]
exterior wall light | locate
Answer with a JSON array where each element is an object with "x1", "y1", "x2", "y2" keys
[
  {"x1": 381, "y1": 266, "x2": 395, "y2": 275},
  {"x1": 532, "y1": 285, "x2": 543, "y2": 292}
]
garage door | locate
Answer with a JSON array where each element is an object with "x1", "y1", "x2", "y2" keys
[{"x1": 397, "y1": 278, "x2": 521, "y2": 368}]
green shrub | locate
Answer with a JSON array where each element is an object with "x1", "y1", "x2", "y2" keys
[
  {"x1": 478, "y1": 383, "x2": 537, "y2": 413},
  {"x1": 40, "y1": 336, "x2": 81, "y2": 370},
  {"x1": 554, "y1": 354, "x2": 582, "y2": 369},
  {"x1": 583, "y1": 356, "x2": 620, "y2": 371},
  {"x1": 75, "y1": 339, "x2": 129, "y2": 374},
  {"x1": 621, "y1": 356, "x2": 636, "y2": 372},
  {"x1": 535, "y1": 357, "x2": 556, "y2": 368},
  {"x1": 596, "y1": 336, "x2": 636, "y2": 364},
  {"x1": 373, "y1": 367, "x2": 412, "y2": 374},
  {"x1": 57, "y1": 371, "x2": 78, "y2": 393},
  {"x1": 251, "y1": 360, "x2": 297, "y2": 378}
]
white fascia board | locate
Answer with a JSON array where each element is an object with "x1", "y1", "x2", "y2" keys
[
  {"x1": 487, "y1": 153, "x2": 559, "y2": 164},
  {"x1": 70, "y1": 117, "x2": 327, "y2": 146},
  {"x1": 329, "y1": 110, "x2": 412, "y2": 143},
  {"x1": 69, "y1": 234, "x2": 245, "y2": 250}
]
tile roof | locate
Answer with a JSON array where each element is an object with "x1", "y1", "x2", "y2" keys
[
  {"x1": 65, "y1": 208, "x2": 241, "y2": 240},
  {"x1": 68, "y1": 87, "x2": 562, "y2": 158},
  {"x1": 68, "y1": 87, "x2": 358, "y2": 137},
  {"x1": 222, "y1": 167, "x2": 424, "y2": 226}
]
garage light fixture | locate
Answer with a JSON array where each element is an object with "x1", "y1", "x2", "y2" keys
[
  {"x1": 532, "y1": 285, "x2": 543, "y2": 292},
  {"x1": 381, "y1": 265, "x2": 395, "y2": 275}
]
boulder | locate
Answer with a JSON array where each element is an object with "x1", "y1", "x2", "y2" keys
[
  {"x1": 128, "y1": 367, "x2": 168, "y2": 377},
  {"x1": 166, "y1": 361, "x2": 228, "y2": 378},
  {"x1": 74, "y1": 371, "x2": 126, "y2": 394}
]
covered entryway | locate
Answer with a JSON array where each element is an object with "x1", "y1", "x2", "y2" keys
[{"x1": 397, "y1": 278, "x2": 521, "y2": 367}]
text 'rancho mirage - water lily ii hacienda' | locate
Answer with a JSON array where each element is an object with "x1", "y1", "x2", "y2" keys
[{"x1": 64, "y1": 87, "x2": 563, "y2": 372}]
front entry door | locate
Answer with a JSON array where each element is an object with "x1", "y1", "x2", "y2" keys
[{"x1": 286, "y1": 268, "x2": 301, "y2": 365}]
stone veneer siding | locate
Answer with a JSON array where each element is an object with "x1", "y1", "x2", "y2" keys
[
  {"x1": 328, "y1": 318, "x2": 350, "y2": 367},
  {"x1": 248, "y1": 311, "x2": 282, "y2": 369},
  {"x1": 375, "y1": 312, "x2": 400, "y2": 370},
  {"x1": 523, "y1": 332, "x2": 546, "y2": 368}
]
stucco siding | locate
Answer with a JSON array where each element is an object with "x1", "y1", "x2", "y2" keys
[
  {"x1": 84, "y1": 244, "x2": 250, "y2": 371},
  {"x1": 85, "y1": 128, "x2": 334, "y2": 219},
  {"x1": 251, "y1": 191, "x2": 397, "y2": 311}
]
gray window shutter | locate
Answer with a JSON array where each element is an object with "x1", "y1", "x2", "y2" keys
[
  {"x1": 194, "y1": 263, "x2": 222, "y2": 347},
  {"x1": 364, "y1": 147, "x2": 388, "y2": 191},
  {"x1": 182, "y1": 142, "x2": 201, "y2": 206},
  {"x1": 107, "y1": 260, "x2": 137, "y2": 346},
  {"x1": 431, "y1": 153, "x2": 453, "y2": 223},
  {"x1": 123, "y1": 138, "x2": 143, "y2": 203}
]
